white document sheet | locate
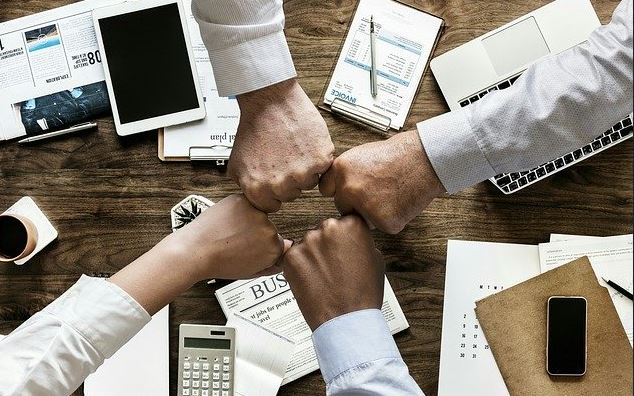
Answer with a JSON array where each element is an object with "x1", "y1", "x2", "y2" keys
[
  {"x1": 549, "y1": 234, "x2": 604, "y2": 242},
  {"x1": 226, "y1": 314, "x2": 295, "y2": 396},
  {"x1": 438, "y1": 240, "x2": 541, "y2": 396},
  {"x1": 216, "y1": 274, "x2": 409, "y2": 384},
  {"x1": 539, "y1": 234, "x2": 633, "y2": 346},
  {"x1": 162, "y1": 0, "x2": 239, "y2": 159},
  {"x1": 84, "y1": 306, "x2": 169, "y2": 396},
  {"x1": 323, "y1": 0, "x2": 442, "y2": 129}
]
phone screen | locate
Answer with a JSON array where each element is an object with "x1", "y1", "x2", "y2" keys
[{"x1": 547, "y1": 297, "x2": 587, "y2": 376}]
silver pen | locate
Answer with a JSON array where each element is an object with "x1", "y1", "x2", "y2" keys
[
  {"x1": 370, "y1": 15, "x2": 378, "y2": 98},
  {"x1": 18, "y1": 122, "x2": 98, "y2": 144}
]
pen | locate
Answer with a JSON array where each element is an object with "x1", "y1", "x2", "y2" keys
[
  {"x1": 18, "y1": 122, "x2": 98, "y2": 144},
  {"x1": 602, "y1": 277, "x2": 633, "y2": 300},
  {"x1": 370, "y1": 15, "x2": 378, "y2": 98}
]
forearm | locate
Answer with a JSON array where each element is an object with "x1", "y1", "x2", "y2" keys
[
  {"x1": 109, "y1": 234, "x2": 202, "y2": 315},
  {"x1": 192, "y1": 0, "x2": 296, "y2": 96},
  {"x1": 419, "y1": 0, "x2": 633, "y2": 193}
]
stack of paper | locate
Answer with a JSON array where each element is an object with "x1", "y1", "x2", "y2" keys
[{"x1": 438, "y1": 234, "x2": 633, "y2": 396}]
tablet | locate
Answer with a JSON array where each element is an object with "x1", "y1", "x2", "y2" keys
[{"x1": 93, "y1": 0, "x2": 205, "y2": 136}]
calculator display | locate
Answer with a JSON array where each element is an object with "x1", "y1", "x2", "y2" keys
[{"x1": 185, "y1": 338, "x2": 231, "y2": 350}]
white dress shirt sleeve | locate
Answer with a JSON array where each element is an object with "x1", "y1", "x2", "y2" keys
[
  {"x1": 418, "y1": 0, "x2": 633, "y2": 193},
  {"x1": 0, "y1": 275, "x2": 151, "y2": 396},
  {"x1": 312, "y1": 309, "x2": 425, "y2": 395},
  {"x1": 192, "y1": 0, "x2": 297, "y2": 97}
]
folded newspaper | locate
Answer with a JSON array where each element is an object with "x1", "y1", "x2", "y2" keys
[
  {"x1": 0, "y1": 0, "x2": 123, "y2": 141},
  {"x1": 216, "y1": 274, "x2": 410, "y2": 384}
]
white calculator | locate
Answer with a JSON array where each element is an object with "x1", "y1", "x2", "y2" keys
[{"x1": 178, "y1": 324, "x2": 236, "y2": 396}]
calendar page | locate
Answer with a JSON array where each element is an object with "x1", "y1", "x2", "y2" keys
[{"x1": 438, "y1": 240, "x2": 541, "y2": 396}]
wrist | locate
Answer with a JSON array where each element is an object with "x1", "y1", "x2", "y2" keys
[
  {"x1": 157, "y1": 233, "x2": 213, "y2": 284},
  {"x1": 236, "y1": 78, "x2": 299, "y2": 115},
  {"x1": 406, "y1": 129, "x2": 446, "y2": 197}
]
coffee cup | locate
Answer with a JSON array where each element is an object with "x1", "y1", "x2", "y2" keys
[{"x1": 0, "y1": 213, "x2": 39, "y2": 262}]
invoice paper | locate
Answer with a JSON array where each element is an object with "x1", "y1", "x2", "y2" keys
[
  {"x1": 226, "y1": 314, "x2": 295, "y2": 396},
  {"x1": 323, "y1": 0, "x2": 442, "y2": 129},
  {"x1": 216, "y1": 274, "x2": 409, "y2": 384},
  {"x1": 539, "y1": 234, "x2": 633, "y2": 345},
  {"x1": 439, "y1": 240, "x2": 541, "y2": 396},
  {"x1": 162, "y1": 0, "x2": 239, "y2": 159}
]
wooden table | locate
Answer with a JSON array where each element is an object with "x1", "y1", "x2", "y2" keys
[{"x1": 1, "y1": 0, "x2": 631, "y2": 394}]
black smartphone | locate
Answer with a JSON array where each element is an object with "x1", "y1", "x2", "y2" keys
[{"x1": 547, "y1": 296, "x2": 588, "y2": 376}]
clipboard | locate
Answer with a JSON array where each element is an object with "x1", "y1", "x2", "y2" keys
[
  {"x1": 158, "y1": 128, "x2": 233, "y2": 165},
  {"x1": 318, "y1": 0, "x2": 445, "y2": 132}
]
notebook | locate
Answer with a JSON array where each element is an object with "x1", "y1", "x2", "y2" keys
[{"x1": 475, "y1": 257, "x2": 633, "y2": 396}]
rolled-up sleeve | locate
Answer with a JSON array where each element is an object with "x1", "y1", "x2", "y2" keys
[
  {"x1": 418, "y1": 0, "x2": 633, "y2": 193},
  {"x1": 312, "y1": 309, "x2": 425, "y2": 395},
  {"x1": 192, "y1": 0, "x2": 297, "y2": 97},
  {"x1": 0, "y1": 276, "x2": 150, "y2": 396}
]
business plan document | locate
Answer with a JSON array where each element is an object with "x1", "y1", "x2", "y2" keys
[
  {"x1": 323, "y1": 0, "x2": 442, "y2": 129},
  {"x1": 539, "y1": 234, "x2": 633, "y2": 345},
  {"x1": 438, "y1": 240, "x2": 541, "y2": 396}
]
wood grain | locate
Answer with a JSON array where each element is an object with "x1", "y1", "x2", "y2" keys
[{"x1": 0, "y1": 0, "x2": 630, "y2": 395}]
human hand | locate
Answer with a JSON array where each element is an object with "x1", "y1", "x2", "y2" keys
[
  {"x1": 230, "y1": 79, "x2": 335, "y2": 213},
  {"x1": 319, "y1": 130, "x2": 446, "y2": 234},
  {"x1": 280, "y1": 216, "x2": 385, "y2": 331},
  {"x1": 167, "y1": 194, "x2": 291, "y2": 280}
]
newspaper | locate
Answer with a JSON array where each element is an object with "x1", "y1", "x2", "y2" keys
[
  {"x1": 0, "y1": 0, "x2": 122, "y2": 141},
  {"x1": 216, "y1": 274, "x2": 410, "y2": 384}
]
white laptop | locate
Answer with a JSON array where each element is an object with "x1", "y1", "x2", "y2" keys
[{"x1": 431, "y1": 0, "x2": 633, "y2": 194}]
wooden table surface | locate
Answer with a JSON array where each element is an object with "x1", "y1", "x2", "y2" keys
[{"x1": 1, "y1": 0, "x2": 631, "y2": 395}]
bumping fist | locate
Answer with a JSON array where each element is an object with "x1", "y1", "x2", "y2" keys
[
  {"x1": 281, "y1": 216, "x2": 385, "y2": 331},
  {"x1": 230, "y1": 79, "x2": 335, "y2": 213},
  {"x1": 319, "y1": 130, "x2": 446, "y2": 234}
]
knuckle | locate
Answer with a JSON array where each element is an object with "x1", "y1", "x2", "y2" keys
[
  {"x1": 303, "y1": 229, "x2": 321, "y2": 245},
  {"x1": 321, "y1": 218, "x2": 339, "y2": 232}
]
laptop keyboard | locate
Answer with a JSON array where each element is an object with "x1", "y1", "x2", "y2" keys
[{"x1": 459, "y1": 72, "x2": 633, "y2": 194}]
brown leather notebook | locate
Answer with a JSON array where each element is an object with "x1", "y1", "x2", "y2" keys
[{"x1": 475, "y1": 256, "x2": 633, "y2": 396}]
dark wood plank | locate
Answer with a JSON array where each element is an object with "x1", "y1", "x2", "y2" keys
[{"x1": 0, "y1": 0, "x2": 630, "y2": 395}]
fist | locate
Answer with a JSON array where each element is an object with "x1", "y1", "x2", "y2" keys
[
  {"x1": 173, "y1": 194, "x2": 290, "y2": 280},
  {"x1": 319, "y1": 130, "x2": 445, "y2": 234},
  {"x1": 281, "y1": 216, "x2": 385, "y2": 331},
  {"x1": 230, "y1": 79, "x2": 335, "y2": 213}
]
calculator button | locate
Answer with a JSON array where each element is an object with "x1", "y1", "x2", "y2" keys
[
  {"x1": 202, "y1": 363, "x2": 210, "y2": 371},
  {"x1": 202, "y1": 391, "x2": 209, "y2": 396},
  {"x1": 222, "y1": 373, "x2": 230, "y2": 381},
  {"x1": 222, "y1": 382, "x2": 230, "y2": 390},
  {"x1": 192, "y1": 380, "x2": 200, "y2": 388},
  {"x1": 202, "y1": 381, "x2": 210, "y2": 389},
  {"x1": 193, "y1": 372, "x2": 201, "y2": 379},
  {"x1": 222, "y1": 392, "x2": 229, "y2": 396},
  {"x1": 183, "y1": 371, "x2": 191, "y2": 379},
  {"x1": 223, "y1": 357, "x2": 230, "y2": 364},
  {"x1": 212, "y1": 391, "x2": 220, "y2": 396},
  {"x1": 192, "y1": 390, "x2": 200, "y2": 396},
  {"x1": 214, "y1": 357, "x2": 220, "y2": 363},
  {"x1": 193, "y1": 363, "x2": 201, "y2": 370},
  {"x1": 203, "y1": 372, "x2": 210, "y2": 380},
  {"x1": 212, "y1": 372, "x2": 219, "y2": 380},
  {"x1": 183, "y1": 380, "x2": 190, "y2": 388},
  {"x1": 184, "y1": 362, "x2": 191, "y2": 370},
  {"x1": 213, "y1": 382, "x2": 220, "y2": 389},
  {"x1": 213, "y1": 364, "x2": 220, "y2": 371},
  {"x1": 182, "y1": 390, "x2": 190, "y2": 396},
  {"x1": 223, "y1": 365, "x2": 230, "y2": 372}
]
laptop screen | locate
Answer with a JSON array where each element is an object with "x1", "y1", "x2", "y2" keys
[{"x1": 482, "y1": 17, "x2": 551, "y2": 76}]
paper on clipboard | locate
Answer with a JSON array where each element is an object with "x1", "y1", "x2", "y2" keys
[
  {"x1": 158, "y1": 0, "x2": 239, "y2": 163},
  {"x1": 320, "y1": 0, "x2": 443, "y2": 131}
]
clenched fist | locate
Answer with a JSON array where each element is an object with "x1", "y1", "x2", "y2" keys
[
  {"x1": 319, "y1": 130, "x2": 446, "y2": 234},
  {"x1": 230, "y1": 79, "x2": 335, "y2": 213}
]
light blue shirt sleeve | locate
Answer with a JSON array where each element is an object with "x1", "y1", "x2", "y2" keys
[{"x1": 312, "y1": 309, "x2": 425, "y2": 395}]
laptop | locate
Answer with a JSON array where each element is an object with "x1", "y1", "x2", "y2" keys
[{"x1": 430, "y1": 0, "x2": 633, "y2": 194}]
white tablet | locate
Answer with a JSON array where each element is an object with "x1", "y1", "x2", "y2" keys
[{"x1": 93, "y1": 0, "x2": 205, "y2": 136}]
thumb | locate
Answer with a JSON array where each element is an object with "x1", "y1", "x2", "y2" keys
[{"x1": 319, "y1": 167, "x2": 336, "y2": 197}]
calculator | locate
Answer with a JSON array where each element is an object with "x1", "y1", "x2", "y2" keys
[{"x1": 178, "y1": 324, "x2": 236, "y2": 396}]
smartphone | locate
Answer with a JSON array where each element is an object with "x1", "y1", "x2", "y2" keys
[{"x1": 546, "y1": 296, "x2": 588, "y2": 376}]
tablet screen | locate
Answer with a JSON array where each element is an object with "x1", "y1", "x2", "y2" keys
[{"x1": 98, "y1": 3, "x2": 199, "y2": 124}]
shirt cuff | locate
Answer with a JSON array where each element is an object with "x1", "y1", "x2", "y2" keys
[
  {"x1": 312, "y1": 309, "x2": 401, "y2": 384},
  {"x1": 42, "y1": 275, "x2": 151, "y2": 359},
  {"x1": 417, "y1": 110, "x2": 497, "y2": 194},
  {"x1": 206, "y1": 31, "x2": 297, "y2": 97}
]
